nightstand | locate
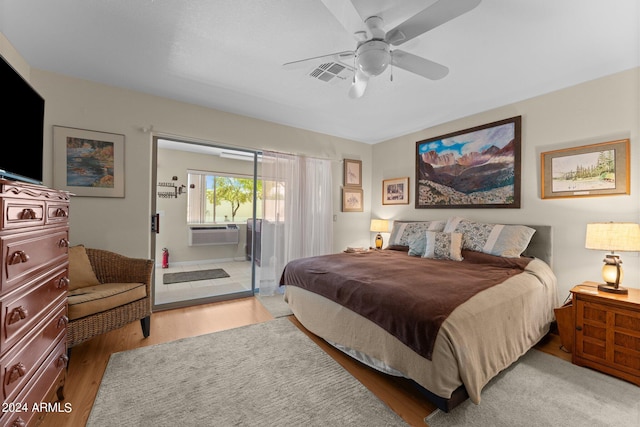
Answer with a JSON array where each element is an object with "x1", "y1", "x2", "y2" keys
[{"x1": 570, "y1": 282, "x2": 640, "y2": 386}]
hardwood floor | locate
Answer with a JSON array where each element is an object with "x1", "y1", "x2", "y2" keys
[{"x1": 42, "y1": 297, "x2": 569, "y2": 427}]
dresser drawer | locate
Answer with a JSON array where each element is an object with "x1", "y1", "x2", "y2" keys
[
  {"x1": 1, "y1": 267, "x2": 68, "y2": 355},
  {"x1": 0, "y1": 337, "x2": 67, "y2": 427},
  {"x1": 0, "y1": 199, "x2": 45, "y2": 231},
  {"x1": 0, "y1": 302, "x2": 67, "y2": 402},
  {"x1": 1, "y1": 228, "x2": 69, "y2": 294},
  {"x1": 45, "y1": 202, "x2": 69, "y2": 226}
]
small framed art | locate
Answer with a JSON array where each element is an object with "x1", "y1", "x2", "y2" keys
[
  {"x1": 382, "y1": 177, "x2": 410, "y2": 205},
  {"x1": 342, "y1": 188, "x2": 363, "y2": 212},
  {"x1": 343, "y1": 159, "x2": 362, "y2": 187},
  {"x1": 541, "y1": 139, "x2": 630, "y2": 199}
]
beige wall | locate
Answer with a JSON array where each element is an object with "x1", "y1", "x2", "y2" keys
[
  {"x1": 372, "y1": 68, "x2": 640, "y2": 299},
  {"x1": 22, "y1": 68, "x2": 372, "y2": 260},
  {"x1": 4, "y1": 31, "x2": 640, "y2": 300}
]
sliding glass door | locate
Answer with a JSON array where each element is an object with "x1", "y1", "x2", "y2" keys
[{"x1": 151, "y1": 136, "x2": 260, "y2": 310}]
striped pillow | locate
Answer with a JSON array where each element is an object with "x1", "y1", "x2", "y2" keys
[
  {"x1": 422, "y1": 231, "x2": 463, "y2": 261},
  {"x1": 444, "y1": 217, "x2": 535, "y2": 258}
]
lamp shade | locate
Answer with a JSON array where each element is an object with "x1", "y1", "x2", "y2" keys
[
  {"x1": 585, "y1": 222, "x2": 640, "y2": 252},
  {"x1": 370, "y1": 219, "x2": 390, "y2": 233}
]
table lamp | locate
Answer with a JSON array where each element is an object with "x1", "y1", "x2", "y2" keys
[
  {"x1": 585, "y1": 222, "x2": 640, "y2": 294},
  {"x1": 370, "y1": 219, "x2": 390, "y2": 249}
]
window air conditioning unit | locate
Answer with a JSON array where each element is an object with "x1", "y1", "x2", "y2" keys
[{"x1": 188, "y1": 225, "x2": 239, "y2": 246}]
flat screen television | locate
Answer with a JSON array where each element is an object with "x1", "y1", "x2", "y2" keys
[{"x1": 0, "y1": 54, "x2": 45, "y2": 185}]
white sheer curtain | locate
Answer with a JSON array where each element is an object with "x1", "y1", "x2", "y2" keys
[{"x1": 259, "y1": 151, "x2": 333, "y2": 296}]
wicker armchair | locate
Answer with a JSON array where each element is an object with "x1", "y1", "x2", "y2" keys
[{"x1": 66, "y1": 248, "x2": 153, "y2": 348}]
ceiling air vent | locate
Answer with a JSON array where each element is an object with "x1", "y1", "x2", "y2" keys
[{"x1": 308, "y1": 62, "x2": 353, "y2": 83}]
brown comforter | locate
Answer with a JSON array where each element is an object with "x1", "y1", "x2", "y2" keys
[{"x1": 279, "y1": 249, "x2": 531, "y2": 360}]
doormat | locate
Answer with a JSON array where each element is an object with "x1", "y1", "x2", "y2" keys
[{"x1": 163, "y1": 268, "x2": 230, "y2": 285}]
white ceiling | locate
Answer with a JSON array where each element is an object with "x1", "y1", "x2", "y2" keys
[{"x1": 1, "y1": 0, "x2": 638, "y2": 144}]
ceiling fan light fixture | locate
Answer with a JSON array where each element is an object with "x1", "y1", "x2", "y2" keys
[{"x1": 356, "y1": 40, "x2": 390, "y2": 77}]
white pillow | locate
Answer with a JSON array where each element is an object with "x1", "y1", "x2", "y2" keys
[
  {"x1": 444, "y1": 217, "x2": 535, "y2": 258},
  {"x1": 422, "y1": 231, "x2": 463, "y2": 261}
]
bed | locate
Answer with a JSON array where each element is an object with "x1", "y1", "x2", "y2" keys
[{"x1": 280, "y1": 218, "x2": 557, "y2": 412}]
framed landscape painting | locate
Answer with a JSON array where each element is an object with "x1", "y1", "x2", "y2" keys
[
  {"x1": 53, "y1": 126, "x2": 125, "y2": 197},
  {"x1": 415, "y1": 116, "x2": 521, "y2": 208},
  {"x1": 541, "y1": 139, "x2": 629, "y2": 199}
]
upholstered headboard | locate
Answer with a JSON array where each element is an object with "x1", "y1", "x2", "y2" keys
[
  {"x1": 388, "y1": 220, "x2": 553, "y2": 267},
  {"x1": 521, "y1": 225, "x2": 553, "y2": 267}
]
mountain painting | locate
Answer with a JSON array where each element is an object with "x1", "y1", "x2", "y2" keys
[{"x1": 415, "y1": 116, "x2": 521, "y2": 208}]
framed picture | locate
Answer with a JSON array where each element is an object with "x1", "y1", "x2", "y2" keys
[
  {"x1": 382, "y1": 177, "x2": 410, "y2": 205},
  {"x1": 343, "y1": 159, "x2": 362, "y2": 187},
  {"x1": 342, "y1": 188, "x2": 363, "y2": 212},
  {"x1": 415, "y1": 116, "x2": 521, "y2": 209},
  {"x1": 541, "y1": 139, "x2": 630, "y2": 199},
  {"x1": 53, "y1": 126, "x2": 125, "y2": 197}
]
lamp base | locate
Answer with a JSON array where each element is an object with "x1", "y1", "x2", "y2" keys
[
  {"x1": 597, "y1": 283, "x2": 629, "y2": 295},
  {"x1": 375, "y1": 233, "x2": 383, "y2": 250}
]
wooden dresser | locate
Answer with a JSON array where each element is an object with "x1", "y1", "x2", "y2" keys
[
  {"x1": 571, "y1": 282, "x2": 640, "y2": 386},
  {"x1": 0, "y1": 179, "x2": 70, "y2": 427}
]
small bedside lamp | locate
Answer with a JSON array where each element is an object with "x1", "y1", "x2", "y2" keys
[
  {"x1": 585, "y1": 222, "x2": 640, "y2": 294},
  {"x1": 370, "y1": 219, "x2": 390, "y2": 249}
]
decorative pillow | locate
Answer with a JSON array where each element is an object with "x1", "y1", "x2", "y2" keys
[
  {"x1": 444, "y1": 217, "x2": 535, "y2": 258},
  {"x1": 68, "y1": 245, "x2": 101, "y2": 290},
  {"x1": 408, "y1": 233, "x2": 426, "y2": 257},
  {"x1": 388, "y1": 221, "x2": 446, "y2": 251},
  {"x1": 422, "y1": 231, "x2": 463, "y2": 261}
]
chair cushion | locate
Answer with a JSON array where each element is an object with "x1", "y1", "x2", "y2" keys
[
  {"x1": 67, "y1": 282, "x2": 147, "y2": 320},
  {"x1": 68, "y1": 245, "x2": 101, "y2": 290}
]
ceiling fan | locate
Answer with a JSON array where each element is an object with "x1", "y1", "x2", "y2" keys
[{"x1": 283, "y1": 0, "x2": 481, "y2": 98}]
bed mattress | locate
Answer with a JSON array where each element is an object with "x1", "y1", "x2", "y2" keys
[{"x1": 283, "y1": 255, "x2": 557, "y2": 404}]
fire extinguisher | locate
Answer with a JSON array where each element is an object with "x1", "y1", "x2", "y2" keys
[{"x1": 162, "y1": 248, "x2": 169, "y2": 269}]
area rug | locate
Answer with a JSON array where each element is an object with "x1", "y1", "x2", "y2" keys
[
  {"x1": 425, "y1": 349, "x2": 640, "y2": 427},
  {"x1": 162, "y1": 268, "x2": 229, "y2": 284},
  {"x1": 256, "y1": 293, "x2": 293, "y2": 318},
  {"x1": 87, "y1": 318, "x2": 405, "y2": 426}
]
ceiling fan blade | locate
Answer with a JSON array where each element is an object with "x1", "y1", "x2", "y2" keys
[
  {"x1": 385, "y1": 0, "x2": 481, "y2": 46},
  {"x1": 348, "y1": 69, "x2": 369, "y2": 99},
  {"x1": 283, "y1": 51, "x2": 355, "y2": 70},
  {"x1": 320, "y1": 0, "x2": 370, "y2": 41},
  {"x1": 391, "y1": 50, "x2": 449, "y2": 80}
]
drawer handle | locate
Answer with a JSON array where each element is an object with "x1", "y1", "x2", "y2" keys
[
  {"x1": 58, "y1": 238, "x2": 70, "y2": 248},
  {"x1": 7, "y1": 362, "x2": 27, "y2": 385},
  {"x1": 57, "y1": 276, "x2": 70, "y2": 289},
  {"x1": 57, "y1": 315, "x2": 69, "y2": 329},
  {"x1": 576, "y1": 326, "x2": 583, "y2": 331},
  {"x1": 56, "y1": 354, "x2": 69, "y2": 369},
  {"x1": 8, "y1": 306, "x2": 28, "y2": 325},
  {"x1": 8, "y1": 251, "x2": 29, "y2": 265},
  {"x1": 54, "y1": 207, "x2": 68, "y2": 217},
  {"x1": 9, "y1": 416, "x2": 26, "y2": 427},
  {"x1": 19, "y1": 208, "x2": 37, "y2": 220}
]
